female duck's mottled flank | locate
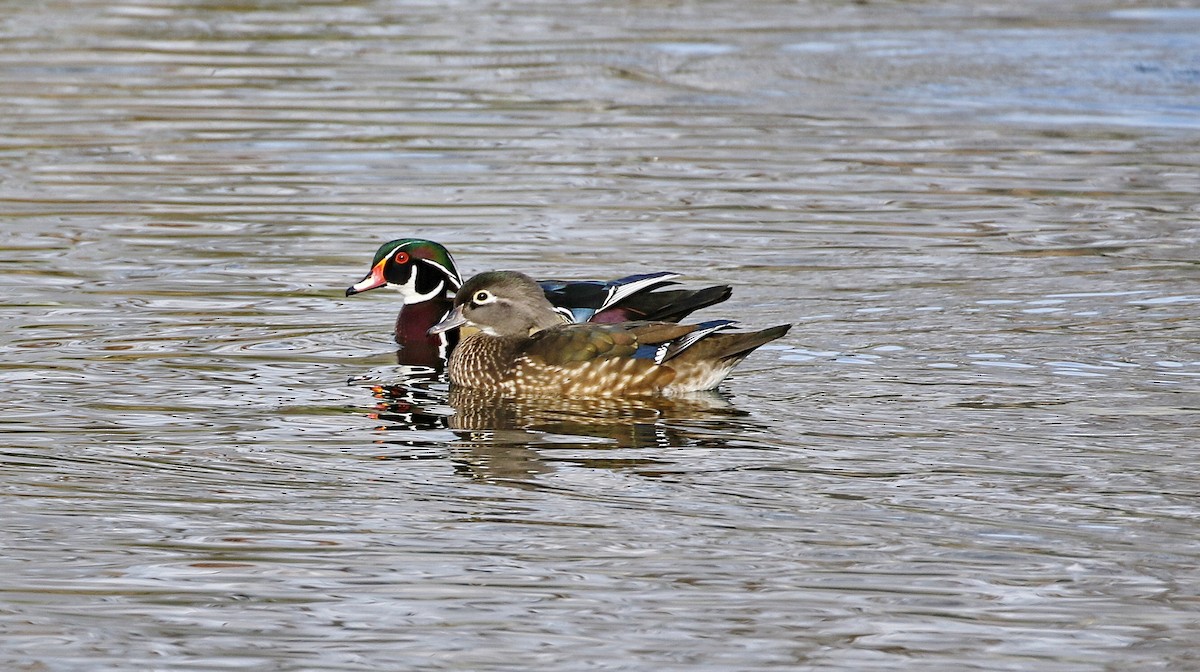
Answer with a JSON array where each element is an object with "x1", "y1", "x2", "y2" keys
[{"x1": 429, "y1": 271, "x2": 790, "y2": 397}]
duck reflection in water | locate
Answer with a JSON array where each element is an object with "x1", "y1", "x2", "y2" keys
[{"x1": 365, "y1": 382, "x2": 757, "y2": 486}]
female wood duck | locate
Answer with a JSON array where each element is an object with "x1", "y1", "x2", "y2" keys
[
  {"x1": 346, "y1": 238, "x2": 733, "y2": 366},
  {"x1": 429, "y1": 271, "x2": 791, "y2": 397}
]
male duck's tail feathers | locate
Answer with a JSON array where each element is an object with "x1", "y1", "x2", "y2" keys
[{"x1": 616, "y1": 284, "x2": 734, "y2": 323}]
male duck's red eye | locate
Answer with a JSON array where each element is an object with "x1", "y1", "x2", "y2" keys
[{"x1": 392, "y1": 251, "x2": 410, "y2": 264}]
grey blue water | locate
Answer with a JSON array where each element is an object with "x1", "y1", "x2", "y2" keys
[{"x1": 2, "y1": 1, "x2": 1198, "y2": 669}]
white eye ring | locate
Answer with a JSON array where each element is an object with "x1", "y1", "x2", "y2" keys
[{"x1": 473, "y1": 290, "x2": 493, "y2": 304}]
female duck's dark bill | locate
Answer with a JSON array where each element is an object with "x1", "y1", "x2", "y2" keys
[{"x1": 428, "y1": 306, "x2": 467, "y2": 335}]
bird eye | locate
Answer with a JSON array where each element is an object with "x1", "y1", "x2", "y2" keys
[
  {"x1": 473, "y1": 290, "x2": 491, "y2": 303},
  {"x1": 392, "y1": 251, "x2": 410, "y2": 264}
]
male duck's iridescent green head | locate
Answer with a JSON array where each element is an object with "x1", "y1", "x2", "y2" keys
[{"x1": 345, "y1": 238, "x2": 463, "y2": 302}]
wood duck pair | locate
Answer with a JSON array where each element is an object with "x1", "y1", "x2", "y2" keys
[{"x1": 348, "y1": 239, "x2": 789, "y2": 395}]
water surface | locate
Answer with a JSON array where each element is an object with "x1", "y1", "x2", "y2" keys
[{"x1": 2, "y1": 1, "x2": 1199, "y2": 670}]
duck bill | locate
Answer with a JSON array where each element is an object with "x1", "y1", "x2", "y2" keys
[
  {"x1": 428, "y1": 306, "x2": 468, "y2": 335},
  {"x1": 346, "y1": 259, "x2": 387, "y2": 296}
]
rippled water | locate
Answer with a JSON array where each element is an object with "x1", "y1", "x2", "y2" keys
[{"x1": 3, "y1": 1, "x2": 1199, "y2": 670}]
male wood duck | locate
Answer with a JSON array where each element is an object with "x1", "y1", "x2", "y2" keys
[
  {"x1": 346, "y1": 238, "x2": 733, "y2": 366},
  {"x1": 346, "y1": 239, "x2": 465, "y2": 365},
  {"x1": 428, "y1": 271, "x2": 791, "y2": 397}
]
